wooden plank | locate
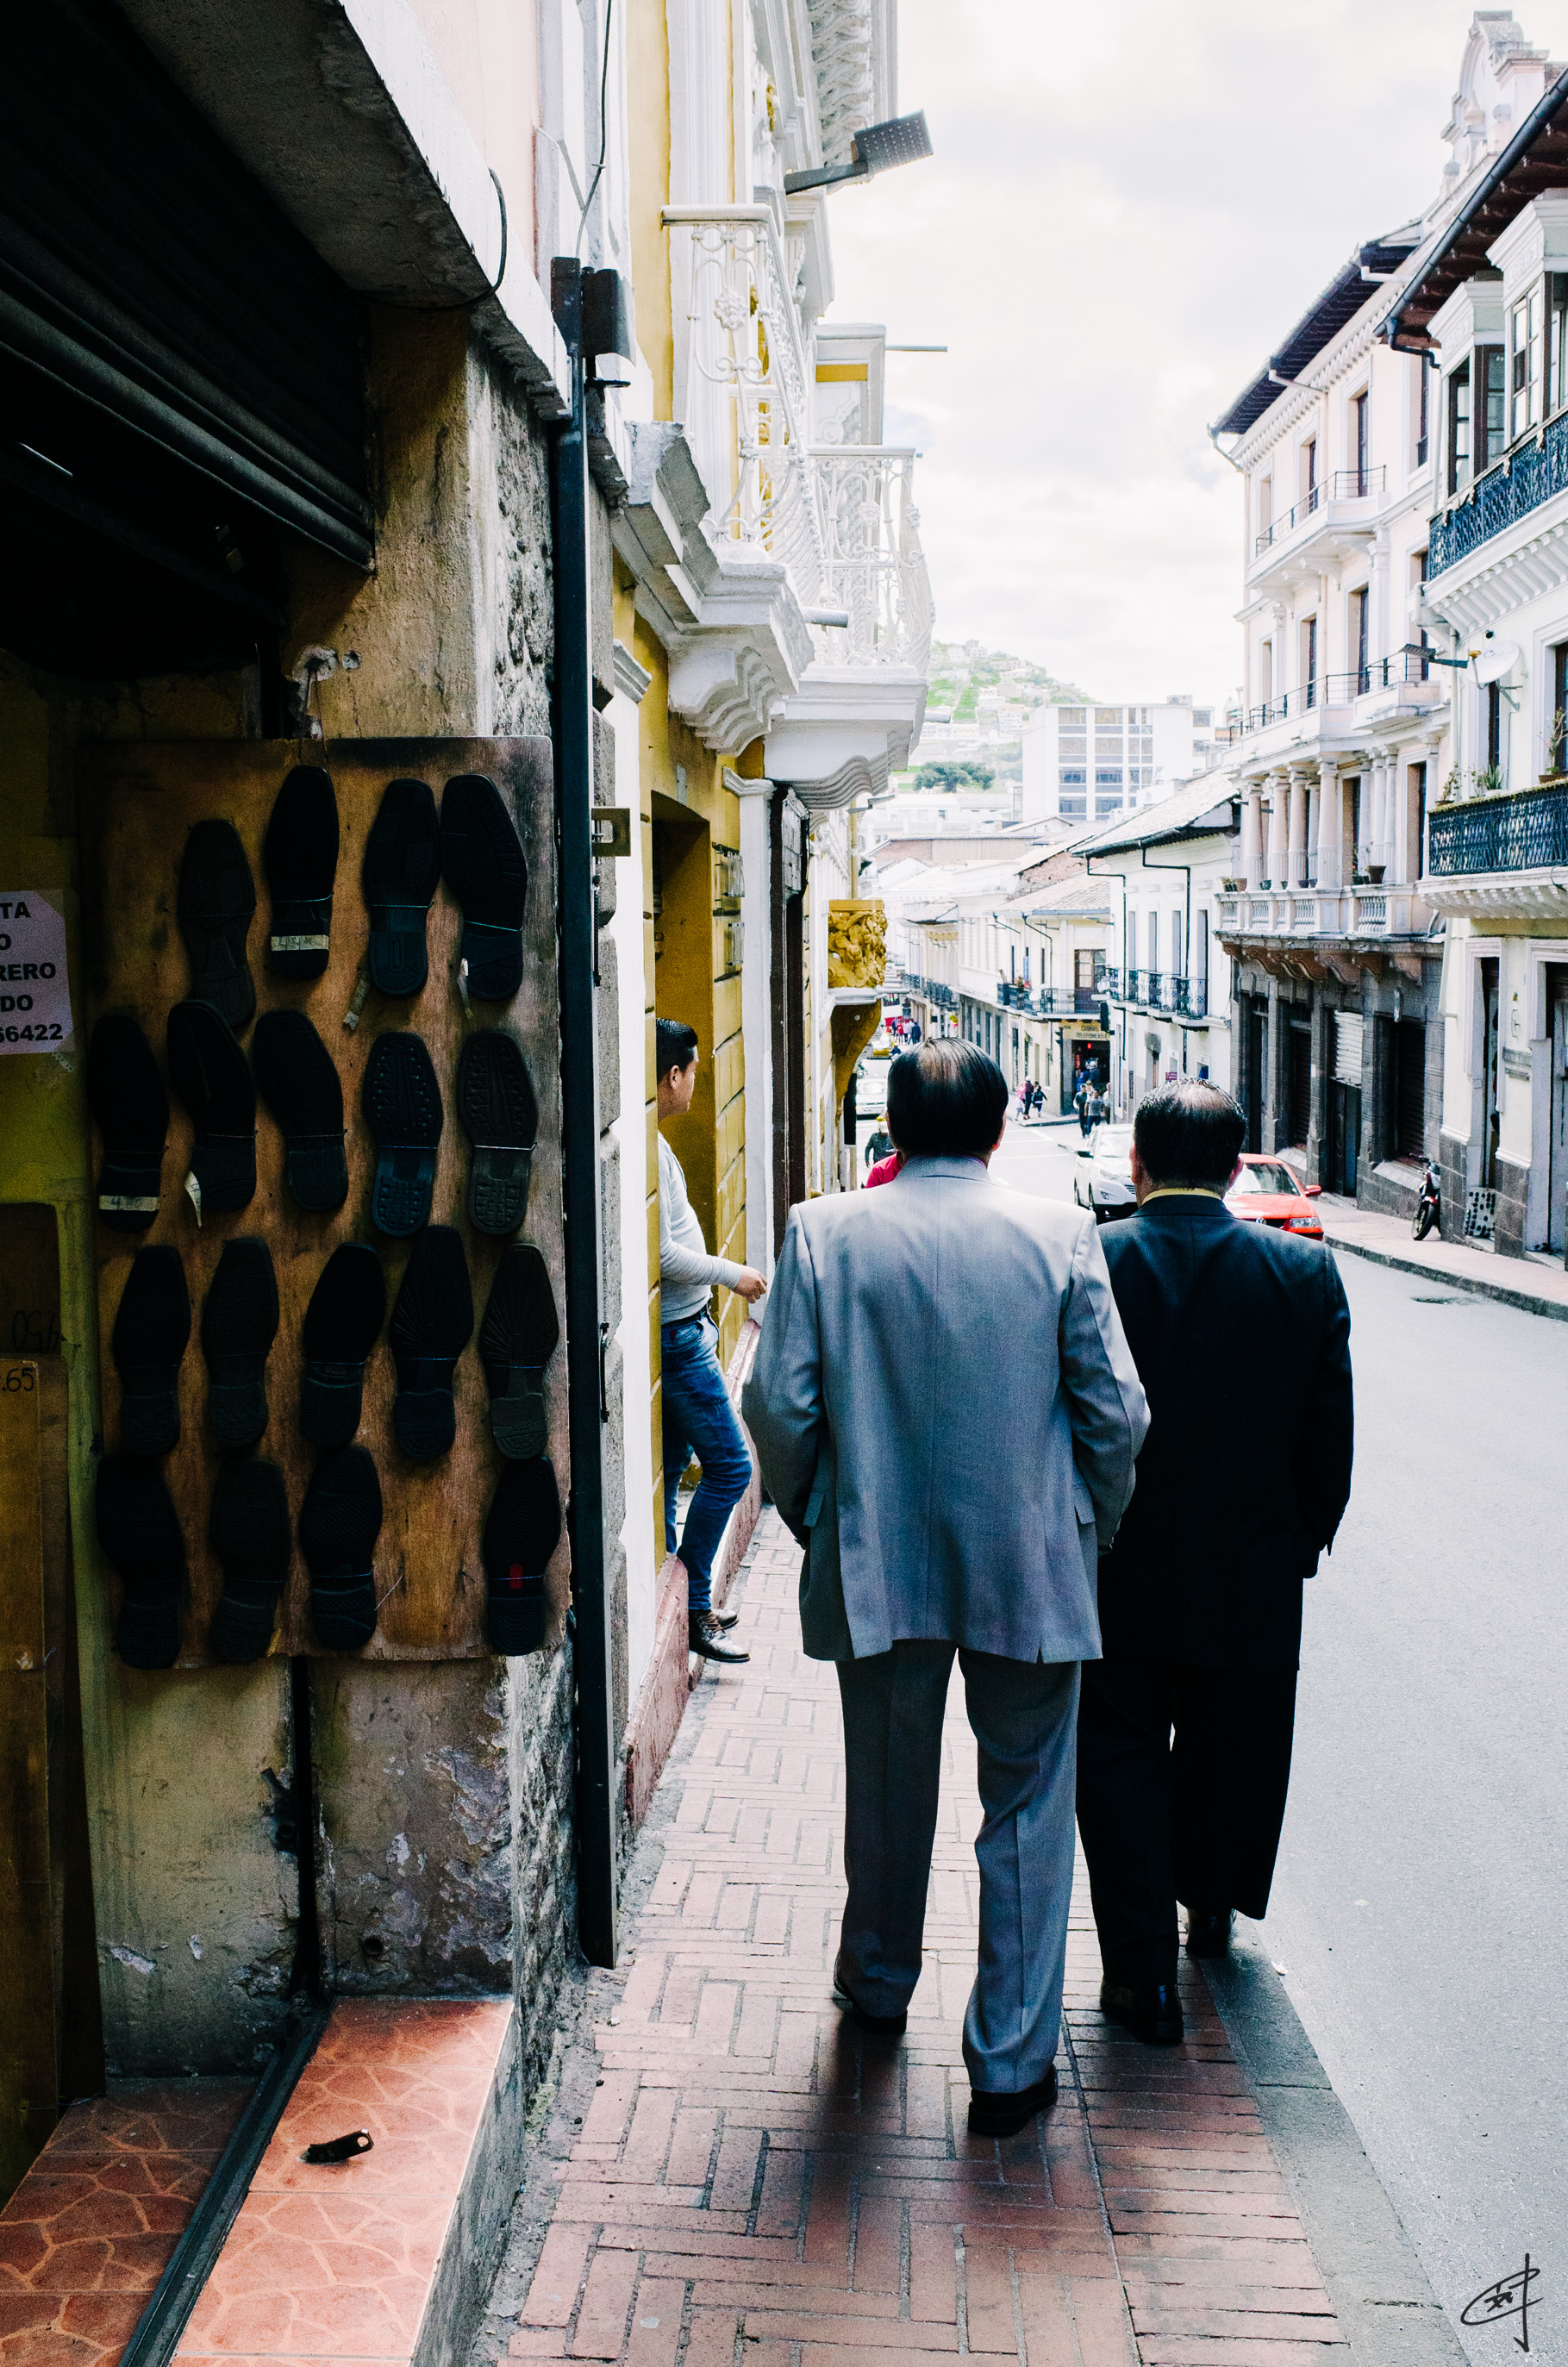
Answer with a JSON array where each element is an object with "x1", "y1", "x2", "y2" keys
[
  {"x1": 77, "y1": 738, "x2": 566, "y2": 1663},
  {"x1": 0, "y1": 1358, "x2": 56, "y2": 2201}
]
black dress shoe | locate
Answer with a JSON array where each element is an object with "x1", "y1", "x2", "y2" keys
[
  {"x1": 689, "y1": 1610, "x2": 749, "y2": 1663},
  {"x1": 1185, "y1": 1907, "x2": 1234, "y2": 1959},
  {"x1": 967, "y1": 2064, "x2": 1058, "y2": 2139},
  {"x1": 1100, "y1": 1977, "x2": 1184, "y2": 2045},
  {"x1": 832, "y1": 1984, "x2": 908, "y2": 2038}
]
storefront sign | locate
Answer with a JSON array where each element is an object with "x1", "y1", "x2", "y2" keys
[{"x1": 0, "y1": 895, "x2": 71, "y2": 1052}]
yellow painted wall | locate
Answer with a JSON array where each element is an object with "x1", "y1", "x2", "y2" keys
[{"x1": 627, "y1": 0, "x2": 674, "y2": 420}]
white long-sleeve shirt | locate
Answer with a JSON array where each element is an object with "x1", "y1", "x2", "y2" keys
[{"x1": 658, "y1": 1132, "x2": 743, "y2": 1322}]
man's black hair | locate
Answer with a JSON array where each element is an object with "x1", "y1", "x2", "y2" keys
[
  {"x1": 886, "y1": 1040, "x2": 1009, "y2": 1158},
  {"x1": 1133, "y1": 1081, "x2": 1246, "y2": 1189},
  {"x1": 656, "y1": 1018, "x2": 699, "y2": 1081}
]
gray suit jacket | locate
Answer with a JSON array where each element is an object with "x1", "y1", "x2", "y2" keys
[{"x1": 741, "y1": 1154, "x2": 1150, "y2": 1663}]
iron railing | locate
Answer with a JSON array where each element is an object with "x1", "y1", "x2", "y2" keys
[
  {"x1": 907, "y1": 974, "x2": 956, "y2": 1009},
  {"x1": 1254, "y1": 466, "x2": 1387, "y2": 554},
  {"x1": 810, "y1": 447, "x2": 934, "y2": 673},
  {"x1": 1429, "y1": 408, "x2": 1568, "y2": 575},
  {"x1": 1092, "y1": 965, "x2": 1206, "y2": 1019},
  {"x1": 1094, "y1": 965, "x2": 1121, "y2": 1000},
  {"x1": 1427, "y1": 779, "x2": 1568, "y2": 874}
]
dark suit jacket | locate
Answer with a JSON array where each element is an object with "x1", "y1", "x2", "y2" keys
[{"x1": 1099, "y1": 1192, "x2": 1353, "y2": 1671}]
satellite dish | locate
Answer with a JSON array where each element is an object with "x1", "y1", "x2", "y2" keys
[{"x1": 1472, "y1": 639, "x2": 1521, "y2": 684}]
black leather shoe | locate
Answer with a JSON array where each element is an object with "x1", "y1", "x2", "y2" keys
[
  {"x1": 1100, "y1": 1977, "x2": 1184, "y2": 2045},
  {"x1": 1185, "y1": 1907, "x2": 1234, "y2": 1959},
  {"x1": 689, "y1": 1611, "x2": 749, "y2": 1664},
  {"x1": 832, "y1": 1983, "x2": 907, "y2": 2038},
  {"x1": 708, "y1": 1605, "x2": 739, "y2": 1630},
  {"x1": 967, "y1": 2064, "x2": 1058, "y2": 2139}
]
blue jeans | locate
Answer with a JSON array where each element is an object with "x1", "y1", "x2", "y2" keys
[{"x1": 661, "y1": 1314, "x2": 753, "y2": 1611}]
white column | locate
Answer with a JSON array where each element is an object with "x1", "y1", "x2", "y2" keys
[
  {"x1": 732, "y1": 771, "x2": 775, "y2": 1271},
  {"x1": 1265, "y1": 770, "x2": 1289, "y2": 887},
  {"x1": 1287, "y1": 770, "x2": 1309, "y2": 888},
  {"x1": 1305, "y1": 778, "x2": 1321, "y2": 884},
  {"x1": 1250, "y1": 776, "x2": 1269, "y2": 890},
  {"x1": 1315, "y1": 762, "x2": 1342, "y2": 890}
]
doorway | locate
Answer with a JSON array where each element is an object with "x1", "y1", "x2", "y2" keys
[
  {"x1": 1244, "y1": 1002, "x2": 1267, "y2": 1152},
  {"x1": 1547, "y1": 965, "x2": 1568, "y2": 1254},
  {"x1": 1327, "y1": 1009, "x2": 1363, "y2": 1194},
  {"x1": 1287, "y1": 1022, "x2": 1312, "y2": 1149},
  {"x1": 1480, "y1": 957, "x2": 1500, "y2": 1190}
]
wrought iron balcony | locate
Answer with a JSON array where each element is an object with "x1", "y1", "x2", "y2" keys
[
  {"x1": 1094, "y1": 965, "x2": 1122, "y2": 1001},
  {"x1": 1428, "y1": 408, "x2": 1568, "y2": 576},
  {"x1": 907, "y1": 973, "x2": 955, "y2": 1009},
  {"x1": 996, "y1": 977, "x2": 1035, "y2": 1010},
  {"x1": 1037, "y1": 987, "x2": 1109, "y2": 1019},
  {"x1": 1254, "y1": 467, "x2": 1387, "y2": 555},
  {"x1": 811, "y1": 447, "x2": 934, "y2": 674},
  {"x1": 1427, "y1": 779, "x2": 1568, "y2": 874}
]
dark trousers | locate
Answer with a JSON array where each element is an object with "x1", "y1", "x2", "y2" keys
[{"x1": 1075, "y1": 1658, "x2": 1298, "y2": 1987}]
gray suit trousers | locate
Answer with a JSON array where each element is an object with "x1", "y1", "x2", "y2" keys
[{"x1": 834, "y1": 1644, "x2": 1081, "y2": 2095}]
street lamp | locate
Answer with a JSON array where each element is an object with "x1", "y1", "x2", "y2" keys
[{"x1": 784, "y1": 112, "x2": 934, "y2": 195}]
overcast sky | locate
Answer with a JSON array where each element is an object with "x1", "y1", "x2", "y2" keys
[{"x1": 825, "y1": 0, "x2": 1568, "y2": 709}]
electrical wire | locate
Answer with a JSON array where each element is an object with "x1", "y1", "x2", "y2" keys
[{"x1": 576, "y1": 0, "x2": 617, "y2": 258}]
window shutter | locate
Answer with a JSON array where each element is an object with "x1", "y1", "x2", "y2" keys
[{"x1": 1333, "y1": 1011, "x2": 1363, "y2": 1085}]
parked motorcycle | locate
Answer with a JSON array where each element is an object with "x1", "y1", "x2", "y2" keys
[{"x1": 1412, "y1": 1159, "x2": 1440, "y2": 1240}]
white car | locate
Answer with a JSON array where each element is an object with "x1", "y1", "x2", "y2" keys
[
  {"x1": 855, "y1": 1059, "x2": 889, "y2": 1121},
  {"x1": 1073, "y1": 1124, "x2": 1135, "y2": 1221}
]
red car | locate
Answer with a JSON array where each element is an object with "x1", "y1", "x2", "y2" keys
[{"x1": 1223, "y1": 1154, "x2": 1325, "y2": 1240}]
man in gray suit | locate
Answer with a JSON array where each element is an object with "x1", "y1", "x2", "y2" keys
[{"x1": 743, "y1": 1042, "x2": 1148, "y2": 2137}]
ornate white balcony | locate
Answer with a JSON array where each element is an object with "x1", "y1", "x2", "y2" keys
[
  {"x1": 810, "y1": 446, "x2": 933, "y2": 676},
  {"x1": 662, "y1": 207, "x2": 932, "y2": 681}
]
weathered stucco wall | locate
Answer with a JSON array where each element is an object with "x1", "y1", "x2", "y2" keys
[{"x1": 0, "y1": 300, "x2": 578, "y2": 2082}]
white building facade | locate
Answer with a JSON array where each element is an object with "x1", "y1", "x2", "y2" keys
[
  {"x1": 1387, "y1": 31, "x2": 1568, "y2": 1257},
  {"x1": 1205, "y1": 16, "x2": 1561, "y2": 1208},
  {"x1": 1021, "y1": 700, "x2": 1215, "y2": 825}
]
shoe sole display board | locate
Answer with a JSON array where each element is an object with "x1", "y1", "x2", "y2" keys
[{"x1": 78, "y1": 739, "x2": 565, "y2": 1664}]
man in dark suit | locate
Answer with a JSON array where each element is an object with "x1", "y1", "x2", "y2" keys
[{"x1": 1077, "y1": 1081, "x2": 1353, "y2": 2045}]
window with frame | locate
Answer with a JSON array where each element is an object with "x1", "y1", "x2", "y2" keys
[
  {"x1": 1349, "y1": 586, "x2": 1369, "y2": 694},
  {"x1": 1447, "y1": 359, "x2": 1471, "y2": 492},
  {"x1": 1300, "y1": 614, "x2": 1317, "y2": 706},
  {"x1": 1486, "y1": 678, "x2": 1502, "y2": 772},
  {"x1": 1511, "y1": 290, "x2": 1541, "y2": 440},
  {"x1": 1550, "y1": 276, "x2": 1568, "y2": 415},
  {"x1": 1352, "y1": 391, "x2": 1370, "y2": 495},
  {"x1": 1550, "y1": 640, "x2": 1568, "y2": 776},
  {"x1": 1259, "y1": 478, "x2": 1273, "y2": 540},
  {"x1": 1480, "y1": 346, "x2": 1506, "y2": 469},
  {"x1": 1301, "y1": 437, "x2": 1318, "y2": 504},
  {"x1": 1416, "y1": 354, "x2": 1430, "y2": 466}
]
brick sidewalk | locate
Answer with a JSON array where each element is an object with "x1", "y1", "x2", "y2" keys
[{"x1": 494, "y1": 1512, "x2": 1347, "y2": 2367}]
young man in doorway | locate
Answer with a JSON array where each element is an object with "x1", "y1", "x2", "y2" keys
[{"x1": 657, "y1": 1019, "x2": 768, "y2": 1664}]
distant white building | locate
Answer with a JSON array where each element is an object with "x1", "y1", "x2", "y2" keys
[{"x1": 1021, "y1": 699, "x2": 1217, "y2": 825}]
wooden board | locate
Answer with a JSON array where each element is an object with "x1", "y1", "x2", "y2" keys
[
  {"x1": 78, "y1": 739, "x2": 566, "y2": 1664},
  {"x1": 0, "y1": 1360, "x2": 55, "y2": 2200}
]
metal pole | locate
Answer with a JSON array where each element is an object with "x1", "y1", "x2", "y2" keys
[{"x1": 549, "y1": 259, "x2": 617, "y2": 1968}]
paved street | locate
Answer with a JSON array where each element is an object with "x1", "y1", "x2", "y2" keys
[{"x1": 993, "y1": 1118, "x2": 1568, "y2": 2355}]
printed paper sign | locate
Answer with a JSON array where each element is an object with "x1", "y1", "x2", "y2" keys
[{"x1": 0, "y1": 895, "x2": 72, "y2": 1053}]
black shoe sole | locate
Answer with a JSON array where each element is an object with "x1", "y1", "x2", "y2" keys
[
  {"x1": 441, "y1": 774, "x2": 527, "y2": 1001},
  {"x1": 178, "y1": 819, "x2": 256, "y2": 1030},
  {"x1": 362, "y1": 1033, "x2": 443, "y2": 1235},
  {"x1": 832, "y1": 1989, "x2": 908, "y2": 2038},
  {"x1": 457, "y1": 1032, "x2": 537, "y2": 1233}
]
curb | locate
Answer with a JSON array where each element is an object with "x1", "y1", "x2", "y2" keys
[
  {"x1": 1323, "y1": 1228, "x2": 1568, "y2": 1323},
  {"x1": 1204, "y1": 1937, "x2": 1468, "y2": 2367}
]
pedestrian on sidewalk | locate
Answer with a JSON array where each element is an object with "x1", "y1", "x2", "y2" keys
[
  {"x1": 1077, "y1": 1081, "x2": 1353, "y2": 2046},
  {"x1": 657, "y1": 1018, "x2": 768, "y2": 1666},
  {"x1": 743, "y1": 1040, "x2": 1148, "y2": 2138}
]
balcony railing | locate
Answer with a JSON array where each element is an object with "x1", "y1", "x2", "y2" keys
[
  {"x1": 1427, "y1": 779, "x2": 1568, "y2": 874},
  {"x1": 812, "y1": 447, "x2": 934, "y2": 674},
  {"x1": 1429, "y1": 408, "x2": 1568, "y2": 576},
  {"x1": 1091, "y1": 965, "x2": 1207, "y2": 1019},
  {"x1": 663, "y1": 209, "x2": 933, "y2": 674},
  {"x1": 907, "y1": 973, "x2": 956, "y2": 1009},
  {"x1": 1233, "y1": 650, "x2": 1439, "y2": 734},
  {"x1": 664, "y1": 206, "x2": 825, "y2": 596},
  {"x1": 995, "y1": 984, "x2": 1110, "y2": 1021},
  {"x1": 1254, "y1": 467, "x2": 1387, "y2": 554},
  {"x1": 1216, "y1": 888, "x2": 1432, "y2": 936}
]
